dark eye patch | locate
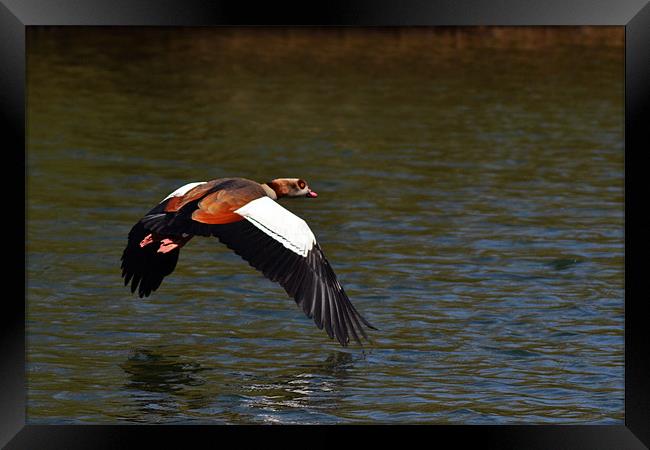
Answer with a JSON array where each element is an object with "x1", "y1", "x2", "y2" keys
[{"x1": 298, "y1": 180, "x2": 306, "y2": 189}]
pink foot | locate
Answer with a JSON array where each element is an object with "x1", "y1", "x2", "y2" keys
[
  {"x1": 140, "y1": 234, "x2": 155, "y2": 248},
  {"x1": 157, "y1": 238, "x2": 179, "y2": 254}
]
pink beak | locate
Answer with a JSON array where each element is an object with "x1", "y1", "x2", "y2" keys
[{"x1": 306, "y1": 190, "x2": 318, "y2": 198}]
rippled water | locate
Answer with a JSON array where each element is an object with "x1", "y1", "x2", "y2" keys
[{"x1": 26, "y1": 28, "x2": 624, "y2": 424}]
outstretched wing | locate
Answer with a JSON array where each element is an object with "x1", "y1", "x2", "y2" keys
[
  {"x1": 219, "y1": 197, "x2": 376, "y2": 346},
  {"x1": 121, "y1": 181, "x2": 207, "y2": 297},
  {"x1": 121, "y1": 221, "x2": 180, "y2": 297}
]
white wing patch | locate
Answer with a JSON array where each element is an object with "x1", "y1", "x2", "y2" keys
[
  {"x1": 234, "y1": 197, "x2": 316, "y2": 257},
  {"x1": 162, "y1": 181, "x2": 206, "y2": 202}
]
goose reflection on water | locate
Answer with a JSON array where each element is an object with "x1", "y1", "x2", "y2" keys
[
  {"x1": 120, "y1": 347, "x2": 209, "y2": 423},
  {"x1": 121, "y1": 348, "x2": 207, "y2": 394},
  {"x1": 119, "y1": 347, "x2": 361, "y2": 423}
]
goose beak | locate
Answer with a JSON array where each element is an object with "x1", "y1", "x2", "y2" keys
[{"x1": 306, "y1": 190, "x2": 318, "y2": 198}]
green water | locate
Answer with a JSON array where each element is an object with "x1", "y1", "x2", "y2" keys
[{"x1": 26, "y1": 28, "x2": 624, "y2": 424}]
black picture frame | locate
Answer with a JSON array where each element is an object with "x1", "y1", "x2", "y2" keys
[{"x1": 3, "y1": 0, "x2": 648, "y2": 447}]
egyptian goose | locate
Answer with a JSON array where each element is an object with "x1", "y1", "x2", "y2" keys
[{"x1": 120, "y1": 177, "x2": 375, "y2": 346}]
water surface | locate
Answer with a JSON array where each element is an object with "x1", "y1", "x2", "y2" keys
[{"x1": 27, "y1": 28, "x2": 624, "y2": 424}]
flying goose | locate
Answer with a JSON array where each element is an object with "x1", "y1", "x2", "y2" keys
[{"x1": 120, "y1": 177, "x2": 375, "y2": 346}]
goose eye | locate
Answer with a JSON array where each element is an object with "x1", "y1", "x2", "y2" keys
[{"x1": 298, "y1": 180, "x2": 306, "y2": 189}]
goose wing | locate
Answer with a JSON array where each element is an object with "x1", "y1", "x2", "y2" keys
[{"x1": 218, "y1": 197, "x2": 376, "y2": 346}]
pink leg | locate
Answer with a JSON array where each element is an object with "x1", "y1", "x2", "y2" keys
[
  {"x1": 157, "y1": 235, "x2": 193, "y2": 254},
  {"x1": 140, "y1": 234, "x2": 155, "y2": 248},
  {"x1": 157, "y1": 238, "x2": 179, "y2": 254}
]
